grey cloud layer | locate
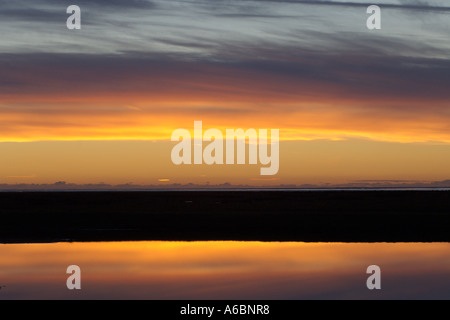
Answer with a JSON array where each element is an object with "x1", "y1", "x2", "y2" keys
[
  {"x1": 1, "y1": 0, "x2": 449, "y2": 107},
  {"x1": 1, "y1": 0, "x2": 449, "y2": 55},
  {"x1": 1, "y1": 44, "x2": 449, "y2": 102}
]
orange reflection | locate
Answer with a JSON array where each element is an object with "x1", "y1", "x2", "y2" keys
[{"x1": 0, "y1": 241, "x2": 449, "y2": 299}]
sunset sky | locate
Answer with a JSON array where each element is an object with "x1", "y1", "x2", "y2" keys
[{"x1": 1, "y1": 0, "x2": 450, "y2": 186}]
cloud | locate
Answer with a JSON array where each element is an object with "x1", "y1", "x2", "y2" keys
[
  {"x1": 240, "y1": 0, "x2": 450, "y2": 11},
  {"x1": 2, "y1": 0, "x2": 449, "y2": 56},
  {"x1": 0, "y1": 41, "x2": 449, "y2": 143},
  {"x1": 0, "y1": 0, "x2": 449, "y2": 142},
  {"x1": 1, "y1": 41, "x2": 449, "y2": 101},
  {"x1": 0, "y1": 0, "x2": 156, "y2": 9},
  {"x1": 6, "y1": 175, "x2": 37, "y2": 179},
  {"x1": 0, "y1": 1, "x2": 153, "y2": 23}
]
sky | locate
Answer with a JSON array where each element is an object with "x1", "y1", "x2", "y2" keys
[{"x1": 1, "y1": 0, "x2": 450, "y2": 186}]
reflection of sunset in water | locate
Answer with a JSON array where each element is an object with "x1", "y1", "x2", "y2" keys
[{"x1": 0, "y1": 242, "x2": 449, "y2": 299}]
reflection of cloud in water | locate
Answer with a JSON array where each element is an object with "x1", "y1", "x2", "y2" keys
[{"x1": 0, "y1": 242, "x2": 449, "y2": 299}]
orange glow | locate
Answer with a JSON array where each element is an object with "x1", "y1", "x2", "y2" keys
[
  {"x1": 2, "y1": 66, "x2": 450, "y2": 184},
  {"x1": 1, "y1": 92, "x2": 450, "y2": 143},
  {"x1": 0, "y1": 241, "x2": 449, "y2": 299},
  {"x1": 2, "y1": 139, "x2": 450, "y2": 185}
]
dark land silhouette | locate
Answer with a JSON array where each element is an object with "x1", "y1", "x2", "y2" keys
[{"x1": 1, "y1": 190, "x2": 450, "y2": 243}]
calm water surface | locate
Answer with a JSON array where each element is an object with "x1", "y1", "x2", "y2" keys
[{"x1": 0, "y1": 241, "x2": 449, "y2": 299}]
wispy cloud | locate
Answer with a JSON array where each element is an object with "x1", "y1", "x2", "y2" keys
[
  {"x1": 0, "y1": 0, "x2": 449, "y2": 143},
  {"x1": 7, "y1": 174, "x2": 37, "y2": 179},
  {"x1": 0, "y1": 44, "x2": 449, "y2": 142}
]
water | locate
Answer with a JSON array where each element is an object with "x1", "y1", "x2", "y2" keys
[{"x1": 0, "y1": 241, "x2": 449, "y2": 299}]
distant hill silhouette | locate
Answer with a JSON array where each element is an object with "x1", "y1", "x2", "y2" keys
[{"x1": 1, "y1": 180, "x2": 450, "y2": 191}]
